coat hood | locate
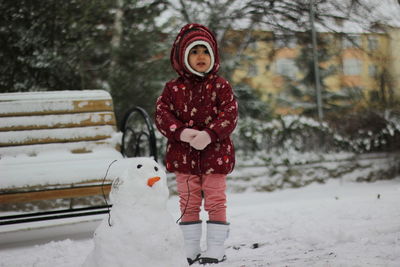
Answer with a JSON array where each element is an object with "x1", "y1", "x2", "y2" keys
[{"x1": 170, "y1": 23, "x2": 220, "y2": 78}]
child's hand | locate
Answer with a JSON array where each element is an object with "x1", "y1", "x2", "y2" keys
[
  {"x1": 180, "y1": 128, "x2": 200, "y2": 143},
  {"x1": 190, "y1": 131, "x2": 211, "y2": 150}
]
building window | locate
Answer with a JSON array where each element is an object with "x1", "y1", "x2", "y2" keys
[
  {"x1": 343, "y1": 58, "x2": 362, "y2": 75},
  {"x1": 368, "y1": 36, "x2": 378, "y2": 50},
  {"x1": 342, "y1": 34, "x2": 361, "y2": 48},
  {"x1": 368, "y1": 64, "x2": 378, "y2": 77},
  {"x1": 276, "y1": 58, "x2": 298, "y2": 79}
]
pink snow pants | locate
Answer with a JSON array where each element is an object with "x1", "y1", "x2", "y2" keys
[{"x1": 176, "y1": 173, "x2": 227, "y2": 223}]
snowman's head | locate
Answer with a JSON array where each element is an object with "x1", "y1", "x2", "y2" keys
[{"x1": 110, "y1": 157, "x2": 169, "y2": 206}]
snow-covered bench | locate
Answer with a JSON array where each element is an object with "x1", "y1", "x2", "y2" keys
[{"x1": 0, "y1": 90, "x2": 124, "y2": 209}]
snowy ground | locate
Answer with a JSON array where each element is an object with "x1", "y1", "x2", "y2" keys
[{"x1": 0, "y1": 177, "x2": 399, "y2": 266}]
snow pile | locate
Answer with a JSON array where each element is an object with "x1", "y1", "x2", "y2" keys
[{"x1": 83, "y1": 157, "x2": 188, "y2": 267}]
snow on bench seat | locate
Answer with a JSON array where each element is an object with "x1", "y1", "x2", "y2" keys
[{"x1": 0, "y1": 149, "x2": 123, "y2": 190}]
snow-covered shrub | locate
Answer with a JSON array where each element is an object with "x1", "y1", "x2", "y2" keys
[
  {"x1": 233, "y1": 115, "x2": 350, "y2": 156},
  {"x1": 155, "y1": 111, "x2": 400, "y2": 169},
  {"x1": 329, "y1": 110, "x2": 400, "y2": 153},
  {"x1": 234, "y1": 111, "x2": 400, "y2": 157}
]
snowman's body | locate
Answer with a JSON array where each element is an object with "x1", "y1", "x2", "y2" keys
[{"x1": 83, "y1": 157, "x2": 188, "y2": 267}]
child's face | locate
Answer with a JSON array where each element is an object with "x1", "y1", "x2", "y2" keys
[{"x1": 188, "y1": 45, "x2": 211, "y2": 73}]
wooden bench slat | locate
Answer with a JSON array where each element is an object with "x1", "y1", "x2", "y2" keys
[
  {"x1": 0, "y1": 125, "x2": 117, "y2": 147},
  {"x1": 0, "y1": 112, "x2": 116, "y2": 132},
  {"x1": 0, "y1": 185, "x2": 111, "y2": 204},
  {"x1": 0, "y1": 90, "x2": 111, "y2": 101},
  {"x1": 0, "y1": 140, "x2": 121, "y2": 156},
  {"x1": 0, "y1": 99, "x2": 113, "y2": 117}
]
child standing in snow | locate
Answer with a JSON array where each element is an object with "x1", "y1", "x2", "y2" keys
[{"x1": 155, "y1": 23, "x2": 238, "y2": 265}]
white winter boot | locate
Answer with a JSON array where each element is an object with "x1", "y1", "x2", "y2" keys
[
  {"x1": 199, "y1": 221, "x2": 229, "y2": 264},
  {"x1": 179, "y1": 221, "x2": 202, "y2": 265}
]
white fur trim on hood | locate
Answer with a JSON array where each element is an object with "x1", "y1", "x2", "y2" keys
[{"x1": 184, "y1": 40, "x2": 215, "y2": 77}]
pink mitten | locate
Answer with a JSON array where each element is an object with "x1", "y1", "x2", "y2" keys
[
  {"x1": 190, "y1": 131, "x2": 211, "y2": 150},
  {"x1": 180, "y1": 128, "x2": 200, "y2": 143}
]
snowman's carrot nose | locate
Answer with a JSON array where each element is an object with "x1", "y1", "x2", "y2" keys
[{"x1": 147, "y1": 176, "x2": 161, "y2": 187}]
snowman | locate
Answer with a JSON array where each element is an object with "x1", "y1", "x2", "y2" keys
[{"x1": 83, "y1": 157, "x2": 188, "y2": 267}]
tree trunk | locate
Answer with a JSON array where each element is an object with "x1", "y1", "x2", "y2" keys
[{"x1": 110, "y1": 0, "x2": 123, "y2": 70}]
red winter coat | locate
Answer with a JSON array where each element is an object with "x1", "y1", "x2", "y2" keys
[{"x1": 155, "y1": 24, "x2": 238, "y2": 175}]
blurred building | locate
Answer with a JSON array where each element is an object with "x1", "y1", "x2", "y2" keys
[{"x1": 227, "y1": 28, "x2": 400, "y2": 115}]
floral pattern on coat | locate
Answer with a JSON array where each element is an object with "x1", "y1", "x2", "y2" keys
[{"x1": 156, "y1": 75, "x2": 238, "y2": 174}]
